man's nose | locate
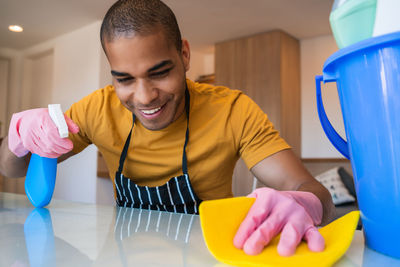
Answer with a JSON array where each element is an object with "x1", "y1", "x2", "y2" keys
[{"x1": 134, "y1": 80, "x2": 158, "y2": 105}]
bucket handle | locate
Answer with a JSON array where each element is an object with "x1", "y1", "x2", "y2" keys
[{"x1": 315, "y1": 75, "x2": 350, "y2": 159}]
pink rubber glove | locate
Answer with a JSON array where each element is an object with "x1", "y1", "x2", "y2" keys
[
  {"x1": 8, "y1": 108, "x2": 79, "y2": 158},
  {"x1": 233, "y1": 187, "x2": 324, "y2": 256}
]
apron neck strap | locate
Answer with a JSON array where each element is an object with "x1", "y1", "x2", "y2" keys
[
  {"x1": 117, "y1": 87, "x2": 190, "y2": 175},
  {"x1": 182, "y1": 87, "x2": 190, "y2": 174}
]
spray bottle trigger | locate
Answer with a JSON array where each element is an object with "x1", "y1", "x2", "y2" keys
[{"x1": 48, "y1": 104, "x2": 68, "y2": 138}]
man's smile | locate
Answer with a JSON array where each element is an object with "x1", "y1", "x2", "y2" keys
[
  {"x1": 137, "y1": 103, "x2": 167, "y2": 119},
  {"x1": 140, "y1": 106, "x2": 162, "y2": 115}
]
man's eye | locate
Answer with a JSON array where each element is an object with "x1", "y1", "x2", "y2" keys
[
  {"x1": 116, "y1": 77, "x2": 133, "y2": 83},
  {"x1": 151, "y1": 68, "x2": 171, "y2": 78}
]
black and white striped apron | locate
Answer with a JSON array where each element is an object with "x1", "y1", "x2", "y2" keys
[{"x1": 115, "y1": 89, "x2": 202, "y2": 214}]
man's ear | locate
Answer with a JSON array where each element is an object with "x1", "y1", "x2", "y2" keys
[{"x1": 181, "y1": 39, "x2": 190, "y2": 72}]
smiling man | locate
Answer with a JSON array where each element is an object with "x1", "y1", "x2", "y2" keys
[
  {"x1": 0, "y1": 0, "x2": 334, "y2": 257},
  {"x1": 105, "y1": 31, "x2": 189, "y2": 131}
]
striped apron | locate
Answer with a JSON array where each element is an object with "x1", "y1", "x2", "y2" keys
[{"x1": 115, "y1": 89, "x2": 202, "y2": 214}]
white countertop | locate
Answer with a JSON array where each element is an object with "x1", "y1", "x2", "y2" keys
[{"x1": 1, "y1": 192, "x2": 399, "y2": 266}]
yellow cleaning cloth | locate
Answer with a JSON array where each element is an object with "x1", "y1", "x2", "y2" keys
[{"x1": 199, "y1": 197, "x2": 360, "y2": 267}]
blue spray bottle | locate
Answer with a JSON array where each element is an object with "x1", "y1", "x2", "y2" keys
[{"x1": 25, "y1": 104, "x2": 68, "y2": 208}]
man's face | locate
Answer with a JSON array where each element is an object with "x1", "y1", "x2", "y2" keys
[{"x1": 104, "y1": 29, "x2": 190, "y2": 131}]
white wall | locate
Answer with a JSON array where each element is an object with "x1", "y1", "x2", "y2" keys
[
  {"x1": 20, "y1": 21, "x2": 107, "y2": 204},
  {"x1": 54, "y1": 22, "x2": 105, "y2": 204},
  {"x1": 0, "y1": 48, "x2": 23, "y2": 133},
  {"x1": 23, "y1": 50, "x2": 54, "y2": 109},
  {"x1": 95, "y1": 45, "x2": 115, "y2": 205},
  {"x1": 300, "y1": 35, "x2": 346, "y2": 158},
  {"x1": 186, "y1": 49, "x2": 215, "y2": 81}
]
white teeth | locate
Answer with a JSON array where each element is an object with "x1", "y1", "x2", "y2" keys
[{"x1": 141, "y1": 107, "x2": 161, "y2": 115}]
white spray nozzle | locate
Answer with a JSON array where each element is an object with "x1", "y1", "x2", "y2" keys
[{"x1": 48, "y1": 104, "x2": 69, "y2": 138}]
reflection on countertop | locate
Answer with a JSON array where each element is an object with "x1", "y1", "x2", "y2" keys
[
  {"x1": 110, "y1": 207, "x2": 206, "y2": 266},
  {"x1": 1, "y1": 207, "x2": 92, "y2": 267},
  {"x1": 114, "y1": 206, "x2": 196, "y2": 244},
  {"x1": 0, "y1": 192, "x2": 217, "y2": 267},
  {"x1": 1, "y1": 192, "x2": 399, "y2": 266}
]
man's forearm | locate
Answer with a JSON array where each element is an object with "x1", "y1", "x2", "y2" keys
[
  {"x1": 297, "y1": 180, "x2": 336, "y2": 225},
  {"x1": 0, "y1": 136, "x2": 30, "y2": 178}
]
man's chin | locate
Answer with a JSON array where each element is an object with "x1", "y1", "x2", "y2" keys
[
  {"x1": 140, "y1": 121, "x2": 171, "y2": 131},
  {"x1": 136, "y1": 114, "x2": 173, "y2": 131}
]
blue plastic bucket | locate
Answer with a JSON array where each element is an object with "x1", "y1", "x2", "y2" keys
[{"x1": 316, "y1": 31, "x2": 400, "y2": 258}]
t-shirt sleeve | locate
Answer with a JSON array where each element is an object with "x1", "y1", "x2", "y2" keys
[
  {"x1": 65, "y1": 95, "x2": 95, "y2": 154},
  {"x1": 230, "y1": 93, "x2": 291, "y2": 169}
]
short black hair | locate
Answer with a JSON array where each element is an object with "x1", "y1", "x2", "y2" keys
[{"x1": 100, "y1": 0, "x2": 182, "y2": 52}]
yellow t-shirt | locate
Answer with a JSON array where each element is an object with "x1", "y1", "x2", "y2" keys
[{"x1": 65, "y1": 79, "x2": 290, "y2": 200}]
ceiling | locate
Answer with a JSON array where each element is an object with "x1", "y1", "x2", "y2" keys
[{"x1": 0, "y1": 0, "x2": 334, "y2": 51}]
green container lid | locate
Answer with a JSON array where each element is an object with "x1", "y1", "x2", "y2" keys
[{"x1": 330, "y1": 0, "x2": 377, "y2": 49}]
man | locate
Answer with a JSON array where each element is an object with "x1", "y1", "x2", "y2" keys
[{"x1": 0, "y1": 0, "x2": 334, "y2": 257}]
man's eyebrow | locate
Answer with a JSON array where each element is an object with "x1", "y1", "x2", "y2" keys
[
  {"x1": 148, "y1": 60, "x2": 173, "y2": 72},
  {"x1": 111, "y1": 70, "x2": 130, "y2": 77},
  {"x1": 110, "y1": 60, "x2": 173, "y2": 77}
]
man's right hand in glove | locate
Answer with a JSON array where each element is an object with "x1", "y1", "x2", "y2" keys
[{"x1": 8, "y1": 108, "x2": 79, "y2": 158}]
